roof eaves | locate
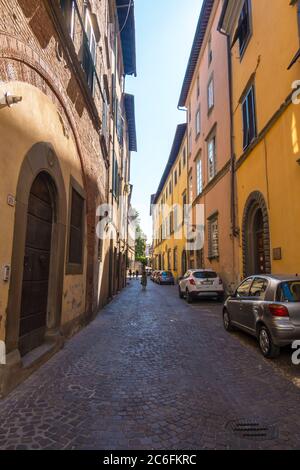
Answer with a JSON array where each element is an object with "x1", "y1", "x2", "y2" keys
[
  {"x1": 178, "y1": 0, "x2": 214, "y2": 108},
  {"x1": 153, "y1": 124, "x2": 187, "y2": 204}
]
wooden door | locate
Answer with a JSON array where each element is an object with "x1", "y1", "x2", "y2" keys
[
  {"x1": 256, "y1": 231, "x2": 266, "y2": 274},
  {"x1": 19, "y1": 173, "x2": 53, "y2": 357}
]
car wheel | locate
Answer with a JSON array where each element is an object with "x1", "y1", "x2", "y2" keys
[
  {"x1": 223, "y1": 309, "x2": 235, "y2": 332},
  {"x1": 186, "y1": 289, "x2": 193, "y2": 304},
  {"x1": 258, "y1": 326, "x2": 280, "y2": 359},
  {"x1": 178, "y1": 287, "x2": 184, "y2": 299}
]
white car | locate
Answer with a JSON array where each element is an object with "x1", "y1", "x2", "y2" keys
[{"x1": 178, "y1": 269, "x2": 225, "y2": 303}]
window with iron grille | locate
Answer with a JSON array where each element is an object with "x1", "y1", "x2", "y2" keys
[
  {"x1": 207, "y1": 135, "x2": 216, "y2": 181},
  {"x1": 208, "y1": 216, "x2": 219, "y2": 259},
  {"x1": 242, "y1": 85, "x2": 257, "y2": 150},
  {"x1": 68, "y1": 187, "x2": 84, "y2": 267}
]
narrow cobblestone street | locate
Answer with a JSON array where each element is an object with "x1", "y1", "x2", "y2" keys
[{"x1": 1, "y1": 280, "x2": 300, "y2": 450}]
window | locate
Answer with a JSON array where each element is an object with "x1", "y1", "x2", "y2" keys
[
  {"x1": 60, "y1": 0, "x2": 76, "y2": 39},
  {"x1": 197, "y1": 75, "x2": 200, "y2": 98},
  {"x1": 208, "y1": 216, "x2": 219, "y2": 259},
  {"x1": 174, "y1": 205, "x2": 178, "y2": 232},
  {"x1": 169, "y1": 211, "x2": 174, "y2": 234},
  {"x1": 116, "y1": 104, "x2": 124, "y2": 145},
  {"x1": 207, "y1": 77, "x2": 214, "y2": 111},
  {"x1": 113, "y1": 156, "x2": 119, "y2": 198},
  {"x1": 236, "y1": 278, "x2": 253, "y2": 298},
  {"x1": 242, "y1": 85, "x2": 256, "y2": 150},
  {"x1": 179, "y1": 160, "x2": 182, "y2": 177},
  {"x1": 196, "y1": 158, "x2": 203, "y2": 196},
  {"x1": 168, "y1": 250, "x2": 172, "y2": 270},
  {"x1": 169, "y1": 180, "x2": 172, "y2": 195},
  {"x1": 195, "y1": 108, "x2": 201, "y2": 137},
  {"x1": 277, "y1": 281, "x2": 300, "y2": 303},
  {"x1": 82, "y1": 9, "x2": 96, "y2": 92},
  {"x1": 208, "y1": 35, "x2": 213, "y2": 65},
  {"x1": 174, "y1": 170, "x2": 178, "y2": 186},
  {"x1": 173, "y1": 248, "x2": 178, "y2": 271},
  {"x1": 207, "y1": 135, "x2": 216, "y2": 180},
  {"x1": 182, "y1": 192, "x2": 187, "y2": 224},
  {"x1": 188, "y1": 103, "x2": 191, "y2": 123},
  {"x1": 237, "y1": 0, "x2": 251, "y2": 56},
  {"x1": 67, "y1": 183, "x2": 85, "y2": 273},
  {"x1": 183, "y1": 148, "x2": 187, "y2": 167},
  {"x1": 249, "y1": 278, "x2": 268, "y2": 299},
  {"x1": 189, "y1": 174, "x2": 193, "y2": 204},
  {"x1": 189, "y1": 131, "x2": 192, "y2": 155}
]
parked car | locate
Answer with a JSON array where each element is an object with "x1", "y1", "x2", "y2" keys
[
  {"x1": 178, "y1": 269, "x2": 224, "y2": 303},
  {"x1": 223, "y1": 275, "x2": 300, "y2": 358},
  {"x1": 156, "y1": 271, "x2": 175, "y2": 285},
  {"x1": 151, "y1": 270, "x2": 159, "y2": 282}
]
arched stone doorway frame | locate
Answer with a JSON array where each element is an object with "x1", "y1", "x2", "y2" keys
[
  {"x1": 6, "y1": 142, "x2": 67, "y2": 356},
  {"x1": 242, "y1": 191, "x2": 271, "y2": 277}
]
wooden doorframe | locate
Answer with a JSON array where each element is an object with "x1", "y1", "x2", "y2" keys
[{"x1": 6, "y1": 142, "x2": 67, "y2": 355}]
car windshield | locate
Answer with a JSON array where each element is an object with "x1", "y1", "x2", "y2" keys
[
  {"x1": 193, "y1": 271, "x2": 217, "y2": 279},
  {"x1": 277, "y1": 281, "x2": 300, "y2": 303}
]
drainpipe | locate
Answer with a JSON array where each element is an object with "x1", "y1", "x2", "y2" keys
[
  {"x1": 218, "y1": 27, "x2": 238, "y2": 290},
  {"x1": 177, "y1": 105, "x2": 189, "y2": 267}
]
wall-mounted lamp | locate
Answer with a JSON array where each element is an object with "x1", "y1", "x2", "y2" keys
[
  {"x1": 297, "y1": 158, "x2": 300, "y2": 166},
  {"x1": 0, "y1": 92, "x2": 22, "y2": 109}
]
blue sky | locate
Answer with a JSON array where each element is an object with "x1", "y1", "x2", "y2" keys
[{"x1": 126, "y1": 0, "x2": 203, "y2": 241}]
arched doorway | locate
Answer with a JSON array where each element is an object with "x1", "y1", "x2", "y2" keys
[
  {"x1": 19, "y1": 173, "x2": 55, "y2": 357},
  {"x1": 242, "y1": 191, "x2": 271, "y2": 277},
  {"x1": 6, "y1": 142, "x2": 67, "y2": 357}
]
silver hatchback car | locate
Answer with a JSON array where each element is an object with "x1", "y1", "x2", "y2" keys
[{"x1": 223, "y1": 275, "x2": 300, "y2": 358}]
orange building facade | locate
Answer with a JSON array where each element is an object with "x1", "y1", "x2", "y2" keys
[{"x1": 178, "y1": 0, "x2": 239, "y2": 293}]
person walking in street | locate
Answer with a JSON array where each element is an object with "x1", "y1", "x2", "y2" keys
[
  {"x1": 136, "y1": 270, "x2": 139, "y2": 279},
  {"x1": 141, "y1": 268, "x2": 147, "y2": 291},
  {"x1": 129, "y1": 269, "x2": 132, "y2": 280}
]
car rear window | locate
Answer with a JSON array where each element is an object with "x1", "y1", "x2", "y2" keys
[
  {"x1": 162, "y1": 272, "x2": 172, "y2": 276},
  {"x1": 277, "y1": 281, "x2": 300, "y2": 303},
  {"x1": 193, "y1": 271, "x2": 217, "y2": 279}
]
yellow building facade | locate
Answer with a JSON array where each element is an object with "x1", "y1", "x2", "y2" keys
[
  {"x1": 152, "y1": 125, "x2": 188, "y2": 280},
  {"x1": 219, "y1": 0, "x2": 300, "y2": 279}
]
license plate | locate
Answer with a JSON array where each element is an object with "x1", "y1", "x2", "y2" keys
[{"x1": 202, "y1": 280, "x2": 213, "y2": 285}]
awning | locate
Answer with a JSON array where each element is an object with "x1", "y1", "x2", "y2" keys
[{"x1": 116, "y1": 0, "x2": 137, "y2": 76}]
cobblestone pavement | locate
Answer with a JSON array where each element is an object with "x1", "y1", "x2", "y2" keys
[{"x1": 1, "y1": 279, "x2": 300, "y2": 450}]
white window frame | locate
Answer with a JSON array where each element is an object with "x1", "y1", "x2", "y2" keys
[
  {"x1": 196, "y1": 158, "x2": 203, "y2": 196},
  {"x1": 208, "y1": 135, "x2": 216, "y2": 181},
  {"x1": 208, "y1": 77, "x2": 214, "y2": 111}
]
